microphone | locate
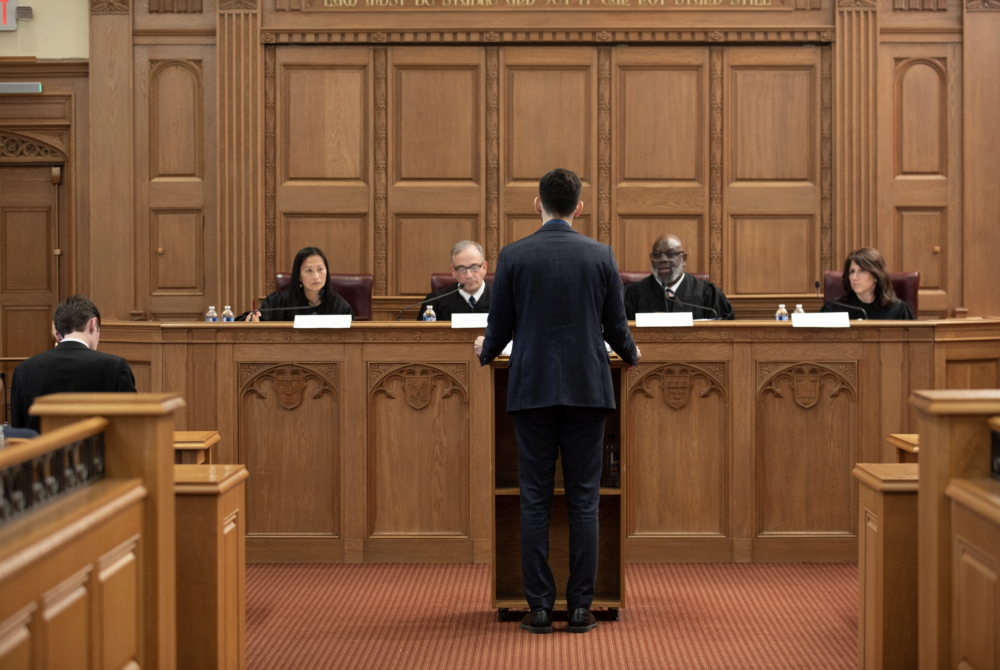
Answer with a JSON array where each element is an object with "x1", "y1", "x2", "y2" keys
[
  {"x1": 665, "y1": 292, "x2": 719, "y2": 320},
  {"x1": 397, "y1": 283, "x2": 466, "y2": 321},
  {"x1": 815, "y1": 280, "x2": 821, "y2": 298},
  {"x1": 822, "y1": 301, "x2": 868, "y2": 320},
  {"x1": 249, "y1": 289, "x2": 326, "y2": 317}
]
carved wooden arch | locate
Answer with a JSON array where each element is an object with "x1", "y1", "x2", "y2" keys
[
  {"x1": 369, "y1": 363, "x2": 468, "y2": 411},
  {"x1": 758, "y1": 362, "x2": 856, "y2": 410},
  {"x1": 628, "y1": 362, "x2": 728, "y2": 411},
  {"x1": 240, "y1": 363, "x2": 339, "y2": 411},
  {"x1": 0, "y1": 131, "x2": 66, "y2": 163},
  {"x1": 893, "y1": 58, "x2": 948, "y2": 175},
  {"x1": 149, "y1": 60, "x2": 204, "y2": 179}
]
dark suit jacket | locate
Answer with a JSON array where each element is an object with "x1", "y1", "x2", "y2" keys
[
  {"x1": 10, "y1": 341, "x2": 137, "y2": 432},
  {"x1": 623, "y1": 273, "x2": 735, "y2": 321},
  {"x1": 417, "y1": 282, "x2": 492, "y2": 321},
  {"x1": 479, "y1": 220, "x2": 638, "y2": 412}
]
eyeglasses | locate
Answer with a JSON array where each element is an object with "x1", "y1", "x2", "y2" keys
[
  {"x1": 650, "y1": 251, "x2": 684, "y2": 261},
  {"x1": 453, "y1": 264, "x2": 483, "y2": 275}
]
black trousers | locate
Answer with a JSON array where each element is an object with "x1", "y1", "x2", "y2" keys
[{"x1": 513, "y1": 406, "x2": 606, "y2": 612}]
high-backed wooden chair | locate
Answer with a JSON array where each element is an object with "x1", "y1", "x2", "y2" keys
[
  {"x1": 823, "y1": 270, "x2": 920, "y2": 317},
  {"x1": 275, "y1": 273, "x2": 374, "y2": 321}
]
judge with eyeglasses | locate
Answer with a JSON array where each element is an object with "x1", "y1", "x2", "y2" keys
[
  {"x1": 623, "y1": 234, "x2": 735, "y2": 320},
  {"x1": 416, "y1": 240, "x2": 492, "y2": 321}
]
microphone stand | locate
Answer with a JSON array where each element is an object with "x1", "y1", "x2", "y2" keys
[
  {"x1": 822, "y1": 301, "x2": 868, "y2": 320},
  {"x1": 665, "y1": 293, "x2": 720, "y2": 320},
  {"x1": 397, "y1": 284, "x2": 466, "y2": 321}
]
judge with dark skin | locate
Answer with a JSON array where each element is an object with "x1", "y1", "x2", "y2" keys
[{"x1": 623, "y1": 234, "x2": 734, "y2": 320}]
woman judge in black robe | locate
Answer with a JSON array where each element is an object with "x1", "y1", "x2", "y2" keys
[
  {"x1": 244, "y1": 246, "x2": 354, "y2": 321},
  {"x1": 821, "y1": 247, "x2": 915, "y2": 320}
]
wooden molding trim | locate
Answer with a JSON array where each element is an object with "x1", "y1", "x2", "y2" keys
[
  {"x1": 91, "y1": 0, "x2": 129, "y2": 13},
  {"x1": 485, "y1": 47, "x2": 499, "y2": 267},
  {"x1": 264, "y1": 46, "x2": 276, "y2": 294},
  {"x1": 709, "y1": 47, "x2": 722, "y2": 285},
  {"x1": 820, "y1": 46, "x2": 833, "y2": 272},
  {"x1": 598, "y1": 47, "x2": 611, "y2": 246},
  {"x1": 149, "y1": 0, "x2": 203, "y2": 11},
  {"x1": 0, "y1": 59, "x2": 89, "y2": 77},
  {"x1": 261, "y1": 29, "x2": 836, "y2": 44},
  {"x1": 374, "y1": 48, "x2": 388, "y2": 296},
  {"x1": 967, "y1": 0, "x2": 1000, "y2": 10}
]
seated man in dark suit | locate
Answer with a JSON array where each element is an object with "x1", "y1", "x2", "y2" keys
[
  {"x1": 10, "y1": 294, "x2": 136, "y2": 433},
  {"x1": 416, "y1": 240, "x2": 492, "y2": 321},
  {"x1": 623, "y1": 234, "x2": 734, "y2": 320}
]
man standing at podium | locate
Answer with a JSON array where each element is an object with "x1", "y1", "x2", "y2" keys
[{"x1": 475, "y1": 168, "x2": 639, "y2": 634}]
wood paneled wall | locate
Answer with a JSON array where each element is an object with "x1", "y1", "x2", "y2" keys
[{"x1": 0, "y1": 0, "x2": 997, "y2": 332}]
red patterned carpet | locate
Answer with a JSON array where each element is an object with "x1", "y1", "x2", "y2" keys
[{"x1": 246, "y1": 563, "x2": 857, "y2": 670}]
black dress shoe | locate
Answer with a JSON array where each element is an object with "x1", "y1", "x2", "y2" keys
[
  {"x1": 567, "y1": 608, "x2": 598, "y2": 633},
  {"x1": 519, "y1": 608, "x2": 553, "y2": 634}
]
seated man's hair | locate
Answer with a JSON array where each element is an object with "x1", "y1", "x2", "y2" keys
[
  {"x1": 539, "y1": 168, "x2": 582, "y2": 219},
  {"x1": 54, "y1": 294, "x2": 101, "y2": 337}
]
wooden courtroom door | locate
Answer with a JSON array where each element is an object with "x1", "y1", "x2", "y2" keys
[{"x1": 0, "y1": 166, "x2": 61, "y2": 390}]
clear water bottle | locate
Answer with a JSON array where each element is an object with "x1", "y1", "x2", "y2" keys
[
  {"x1": 793, "y1": 304, "x2": 805, "y2": 315},
  {"x1": 205, "y1": 306, "x2": 218, "y2": 322},
  {"x1": 422, "y1": 304, "x2": 437, "y2": 322},
  {"x1": 221, "y1": 306, "x2": 234, "y2": 322},
  {"x1": 775, "y1": 304, "x2": 789, "y2": 321}
]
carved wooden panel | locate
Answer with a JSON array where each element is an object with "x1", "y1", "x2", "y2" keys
[
  {"x1": 135, "y1": 48, "x2": 216, "y2": 321},
  {"x1": 756, "y1": 362, "x2": 857, "y2": 536},
  {"x1": 724, "y1": 48, "x2": 822, "y2": 297},
  {"x1": 97, "y1": 536, "x2": 139, "y2": 670},
  {"x1": 41, "y1": 566, "x2": 92, "y2": 670},
  {"x1": 2, "y1": 208, "x2": 51, "y2": 292},
  {"x1": 149, "y1": 0, "x2": 203, "y2": 11},
  {"x1": 946, "y1": 360, "x2": 999, "y2": 390},
  {"x1": 151, "y1": 209, "x2": 203, "y2": 294},
  {"x1": 284, "y1": 214, "x2": 367, "y2": 275},
  {"x1": 150, "y1": 61, "x2": 203, "y2": 180},
  {"x1": 368, "y1": 363, "x2": 469, "y2": 537},
  {"x1": 388, "y1": 48, "x2": 485, "y2": 295},
  {"x1": 733, "y1": 216, "x2": 814, "y2": 294},
  {"x1": 129, "y1": 361, "x2": 153, "y2": 393},
  {"x1": 878, "y1": 46, "x2": 961, "y2": 317},
  {"x1": 240, "y1": 363, "x2": 340, "y2": 536},
  {"x1": 396, "y1": 216, "x2": 477, "y2": 295},
  {"x1": 954, "y1": 538, "x2": 997, "y2": 670},
  {"x1": 627, "y1": 363, "x2": 728, "y2": 536},
  {"x1": 0, "y1": 604, "x2": 33, "y2": 668},
  {"x1": 276, "y1": 47, "x2": 372, "y2": 286},
  {"x1": 613, "y1": 48, "x2": 710, "y2": 276},
  {"x1": 618, "y1": 217, "x2": 703, "y2": 274},
  {"x1": 501, "y1": 48, "x2": 597, "y2": 245}
]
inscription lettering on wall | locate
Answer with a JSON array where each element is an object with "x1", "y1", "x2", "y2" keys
[{"x1": 321, "y1": 0, "x2": 779, "y2": 8}]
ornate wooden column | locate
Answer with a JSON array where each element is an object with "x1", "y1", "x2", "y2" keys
[
  {"x1": 90, "y1": 0, "x2": 134, "y2": 319},
  {"x1": 835, "y1": 0, "x2": 878, "y2": 261},
  {"x1": 218, "y1": 0, "x2": 262, "y2": 306}
]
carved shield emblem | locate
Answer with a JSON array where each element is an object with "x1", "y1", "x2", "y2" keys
[
  {"x1": 661, "y1": 369, "x2": 691, "y2": 410},
  {"x1": 274, "y1": 367, "x2": 306, "y2": 410},
  {"x1": 792, "y1": 368, "x2": 821, "y2": 409},
  {"x1": 404, "y1": 368, "x2": 433, "y2": 410}
]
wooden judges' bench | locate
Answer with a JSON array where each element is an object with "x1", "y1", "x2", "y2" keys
[{"x1": 98, "y1": 319, "x2": 1000, "y2": 564}]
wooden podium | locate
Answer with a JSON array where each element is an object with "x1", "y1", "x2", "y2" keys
[{"x1": 490, "y1": 359, "x2": 625, "y2": 620}]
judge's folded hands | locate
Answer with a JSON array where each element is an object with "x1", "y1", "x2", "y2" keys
[{"x1": 473, "y1": 335, "x2": 641, "y2": 368}]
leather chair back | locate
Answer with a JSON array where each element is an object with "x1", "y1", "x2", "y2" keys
[
  {"x1": 275, "y1": 273, "x2": 374, "y2": 321},
  {"x1": 619, "y1": 271, "x2": 710, "y2": 287},
  {"x1": 823, "y1": 270, "x2": 919, "y2": 317},
  {"x1": 430, "y1": 273, "x2": 495, "y2": 293}
]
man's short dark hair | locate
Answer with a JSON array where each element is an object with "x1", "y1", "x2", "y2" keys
[
  {"x1": 54, "y1": 294, "x2": 101, "y2": 336},
  {"x1": 539, "y1": 168, "x2": 582, "y2": 219}
]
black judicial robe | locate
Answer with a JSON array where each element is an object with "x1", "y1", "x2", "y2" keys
[
  {"x1": 623, "y1": 273, "x2": 734, "y2": 321},
  {"x1": 416, "y1": 282, "x2": 492, "y2": 321},
  {"x1": 243, "y1": 288, "x2": 354, "y2": 322},
  {"x1": 820, "y1": 293, "x2": 915, "y2": 320}
]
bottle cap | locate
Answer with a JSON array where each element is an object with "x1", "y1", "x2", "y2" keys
[
  {"x1": 224, "y1": 306, "x2": 231, "y2": 309},
  {"x1": 796, "y1": 304, "x2": 802, "y2": 308},
  {"x1": 778, "y1": 304, "x2": 785, "y2": 308},
  {"x1": 209, "y1": 306, "x2": 215, "y2": 309}
]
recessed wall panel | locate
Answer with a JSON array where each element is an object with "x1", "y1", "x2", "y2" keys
[
  {"x1": 898, "y1": 61, "x2": 944, "y2": 176},
  {"x1": 898, "y1": 208, "x2": 944, "y2": 290},
  {"x1": 618, "y1": 217, "x2": 702, "y2": 274},
  {"x1": 3, "y1": 208, "x2": 51, "y2": 292},
  {"x1": 733, "y1": 217, "x2": 813, "y2": 294},
  {"x1": 397, "y1": 216, "x2": 477, "y2": 296},
  {"x1": 285, "y1": 215, "x2": 367, "y2": 276},
  {"x1": 151, "y1": 209, "x2": 203, "y2": 294},
  {"x1": 151, "y1": 61, "x2": 202, "y2": 179}
]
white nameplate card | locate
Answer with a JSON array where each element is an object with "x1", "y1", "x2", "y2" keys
[
  {"x1": 636, "y1": 312, "x2": 694, "y2": 328},
  {"x1": 451, "y1": 313, "x2": 489, "y2": 328},
  {"x1": 293, "y1": 314, "x2": 352, "y2": 329},
  {"x1": 791, "y1": 312, "x2": 850, "y2": 328}
]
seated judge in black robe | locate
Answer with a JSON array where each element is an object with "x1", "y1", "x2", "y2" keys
[
  {"x1": 820, "y1": 247, "x2": 915, "y2": 320},
  {"x1": 244, "y1": 246, "x2": 353, "y2": 321},
  {"x1": 623, "y1": 234, "x2": 734, "y2": 321},
  {"x1": 416, "y1": 240, "x2": 492, "y2": 321}
]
